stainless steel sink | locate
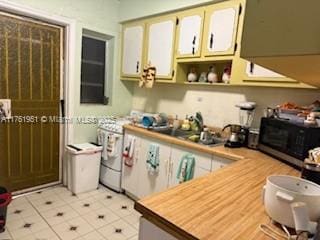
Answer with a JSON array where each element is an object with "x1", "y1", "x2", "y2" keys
[
  {"x1": 152, "y1": 128, "x2": 194, "y2": 138},
  {"x1": 151, "y1": 128, "x2": 226, "y2": 147}
]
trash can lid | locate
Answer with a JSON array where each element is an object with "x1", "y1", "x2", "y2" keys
[{"x1": 66, "y1": 142, "x2": 103, "y2": 155}]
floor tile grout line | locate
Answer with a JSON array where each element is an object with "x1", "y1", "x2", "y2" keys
[
  {"x1": 7, "y1": 186, "x2": 140, "y2": 240},
  {"x1": 25, "y1": 195, "x2": 64, "y2": 240}
]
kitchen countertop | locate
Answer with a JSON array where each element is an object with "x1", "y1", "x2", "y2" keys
[
  {"x1": 127, "y1": 125, "x2": 300, "y2": 240},
  {"x1": 124, "y1": 124, "x2": 246, "y2": 161}
]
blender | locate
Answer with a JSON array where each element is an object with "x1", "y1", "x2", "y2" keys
[{"x1": 236, "y1": 102, "x2": 257, "y2": 146}]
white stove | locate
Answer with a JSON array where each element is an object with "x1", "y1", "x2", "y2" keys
[
  {"x1": 98, "y1": 117, "x2": 131, "y2": 134},
  {"x1": 97, "y1": 116, "x2": 132, "y2": 192}
]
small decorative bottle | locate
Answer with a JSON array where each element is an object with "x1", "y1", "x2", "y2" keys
[
  {"x1": 207, "y1": 66, "x2": 218, "y2": 83},
  {"x1": 187, "y1": 67, "x2": 198, "y2": 82},
  {"x1": 222, "y1": 64, "x2": 232, "y2": 84}
]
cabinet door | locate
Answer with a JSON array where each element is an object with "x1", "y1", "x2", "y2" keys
[
  {"x1": 140, "y1": 218, "x2": 178, "y2": 240},
  {"x1": 137, "y1": 138, "x2": 171, "y2": 198},
  {"x1": 176, "y1": 9, "x2": 204, "y2": 58},
  {"x1": 146, "y1": 16, "x2": 176, "y2": 79},
  {"x1": 121, "y1": 133, "x2": 141, "y2": 197},
  {"x1": 212, "y1": 155, "x2": 234, "y2": 171},
  {"x1": 203, "y1": 3, "x2": 240, "y2": 56},
  {"x1": 168, "y1": 146, "x2": 212, "y2": 187},
  {"x1": 121, "y1": 23, "x2": 144, "y2": 77},
  {"x1": 246, "y1": 62, "x2": 284, "y2": 78}
]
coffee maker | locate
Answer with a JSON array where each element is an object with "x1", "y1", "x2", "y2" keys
[{"x1": 222, "y1": 124, "x2": 247, "y2": 148}]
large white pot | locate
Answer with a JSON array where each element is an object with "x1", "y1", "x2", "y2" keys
[{"x1": 263, "y1": 175, "x2": 320, "y2": 232}]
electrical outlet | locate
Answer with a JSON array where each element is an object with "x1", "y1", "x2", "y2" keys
[{"x1": 197, "y1": 97, "x2": 203, "y2": 102}]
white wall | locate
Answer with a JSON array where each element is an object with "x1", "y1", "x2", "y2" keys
[
  {"x1": 119, "y1": 0, "x2": 219, "y2": 21},
  {"x1": 132, "y1": 84, "x2": 320, "y2": 128}
]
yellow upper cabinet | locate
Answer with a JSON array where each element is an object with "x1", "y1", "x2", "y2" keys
[
  {"x1": 240, "y1": 0, "x2": 320, "y2": 87},
  {"x1": 145, "y1": 15, "x2": 177, "y2": 80},
  {"x1": 121, "y1": 21, "x2": 145, "y2": 79},
  {"x1": 202, "y1": 1, "x2": 241, "y2": 57},
  {"x1": 175, "y1": 8, "x2": 205, "y2": 58},
  {"x1": 231, "y1": 58, "x2": 315, "y2": 88}
]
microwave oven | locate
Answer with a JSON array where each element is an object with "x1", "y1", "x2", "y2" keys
[{"x1": 258, "y1": 117, "x2": 320, "y2": 168}]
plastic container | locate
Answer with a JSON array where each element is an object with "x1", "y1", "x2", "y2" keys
[
  {"x1": 66, "y1": 143, "x2": 103, "y2": 194},
  {"x1": 0, "y1": 187, "x2": 12, "y2": 233}
]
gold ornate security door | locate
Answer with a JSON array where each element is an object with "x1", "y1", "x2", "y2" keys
[{"x1": 0, "y1": 12, "x2": 62, "y2": 191}]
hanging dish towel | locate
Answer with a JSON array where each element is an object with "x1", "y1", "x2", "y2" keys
[
  {"x1": 107, "y1": 134, "x2": 118, "y2": 158},
  {"x1": 123, "y1": 136, "x2": 136, "y2": 167},
  {"x1": 146, "y1": 143, "x2": 160, "y2": 174},
  {"x1": 97, "y1": 129, "x2": 107, "y2": 160},
  {"x1": 177, "y1": 153, "x2": 195, "y2": 183}
]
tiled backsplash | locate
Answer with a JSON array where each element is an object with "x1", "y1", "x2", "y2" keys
[{"x1": 132, "y1": 84, "x2": 320, "y2": 128}]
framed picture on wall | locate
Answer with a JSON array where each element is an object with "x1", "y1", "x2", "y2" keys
[{"x1": 0, "y1": 99, "x2": 12, "y2": 120}]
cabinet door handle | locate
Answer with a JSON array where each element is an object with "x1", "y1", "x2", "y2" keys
[
  {"x1": 192, "y1": 47, "x2": 195, "y2": 55},
  {"x1": 136, "y1": 61, "x2": 140, "y2": 73},
  {"x1": 210, "y1": 33, "x2": 214, "y2": 49},
  {"x1": 192, "y1": 35, "x2": 196, "y2": 45},
  {"x1": 250, "y1": 62, "x2": 255, "y2": 74}
]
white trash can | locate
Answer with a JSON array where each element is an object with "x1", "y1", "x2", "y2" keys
[{"x1": 66, "y1": 143, "x2": 103, "y2": 194}]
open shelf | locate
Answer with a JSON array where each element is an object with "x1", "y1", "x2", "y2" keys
[{"x1": 176, "y1": 59, "x2": 233, "y2": 85}]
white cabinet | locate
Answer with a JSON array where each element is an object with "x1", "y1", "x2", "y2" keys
[
  {"x1": 168, "y1": 146, "x2": 212, "y2": 187},
  {"x1": 212, "y1": 155, "x2": 234, "y2": 171},
  {"x1": 176, "y1": 10, "x2": 204, "y2": 58},
  {"x1": 146, "y1": 16, "x2": 176, "y2": 79},
  {"x1": 203, "y1": 3, "x2": 241, "y2": 56},
  {"x1": 122, "y1": 132, "x2": 234, "y2": 199},
  {"x1": 121, "y1": 23, "x2": 144, "y2": 77},
  {"x1": 137, "y1": 138, "x2": 172, "y2": 198},
  {"x1": 139, "y1": 218, "x2": 178, "y2": 240},
  {"x1": 245, "y1": 62, "x2": 284, "y2": 78}
]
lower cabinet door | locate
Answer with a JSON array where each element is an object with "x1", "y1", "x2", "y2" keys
[
  {"x1": 212, "y1": 155, "x2": 234, "y2": 171},
  {"x1": 139, "y1": 218, "x2": 178, "y2": 240},
  {"x1": 168, "y1": 146, "x2": 212, "y2": 187},
  {"x1": 121, "y1": 133, "x2": 141, "y2": 197},
  {"x1": 137, "y1": 138, "x2": 171, "y2": 198}
]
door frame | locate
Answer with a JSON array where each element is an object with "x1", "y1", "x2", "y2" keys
[{"x1": 0, "y1": 0, "x2": 76, "y2": 192}]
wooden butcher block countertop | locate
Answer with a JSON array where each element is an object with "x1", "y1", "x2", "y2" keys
[{"x1": 129, "y1": 131, "x2": 300, "y2": 240}]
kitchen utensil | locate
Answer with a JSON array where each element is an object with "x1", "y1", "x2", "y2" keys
[
  {"x1": 200, "y1": 128, "x2": 213, "y2": 145},
  {"x1": 222, "y1": 124, "x2": 246, "y2": 148},
  {"x1": 173, "y1": 115, "x2": 180, "y2": 130},
  {"x1": 154, "y1": 113, "x2": 168, "y2": 126},
  {"x1": 301, "y1": 162, "x2": 320, "y2": 185},
  {"x1": 262, "y1": 175, "x2": 320, "y2": 234},
  {"x1": 247, "y1": 129, "x2": 259, "y2": 149},
  {"x1": 142, "y1": 116, "x2": 155, "y2": 127}
]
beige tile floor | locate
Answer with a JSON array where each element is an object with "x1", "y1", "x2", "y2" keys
[{"x1": 0, "y1": 185, "x2": 140, "y2": 240}]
